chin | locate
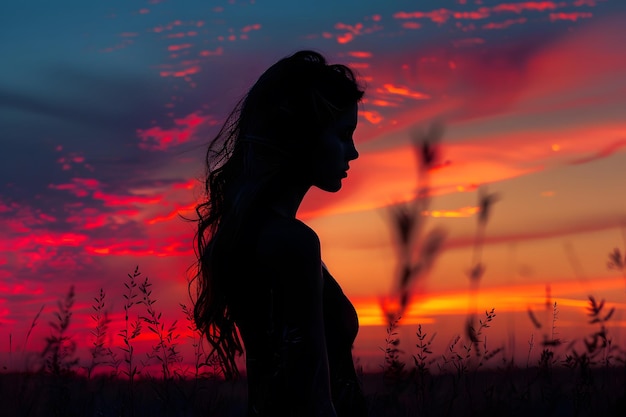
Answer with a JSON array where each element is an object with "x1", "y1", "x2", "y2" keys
[{"x1": 316, "y1": 180, "x2": 343, "y2": 193}]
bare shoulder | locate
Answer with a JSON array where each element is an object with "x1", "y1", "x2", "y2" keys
[{"x1": 256, "y1": 216, "x2": 321, "y2": 263}]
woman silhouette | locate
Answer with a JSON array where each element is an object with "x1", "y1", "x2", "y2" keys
[{"x1": 192, "y1": 50, "x2": 367, "y2": 417}]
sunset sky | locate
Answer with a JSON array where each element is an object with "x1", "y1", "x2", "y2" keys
[{"x1": 1, "y1": 0, "x2": 626, "y2": 372}]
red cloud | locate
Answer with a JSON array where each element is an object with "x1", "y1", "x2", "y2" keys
[
  {"x1": 66, "y1": 208, "x2": 109, "y2": 229},
  {"x1": 34, "y1": 233, "x2": 88, "y2": 247}
]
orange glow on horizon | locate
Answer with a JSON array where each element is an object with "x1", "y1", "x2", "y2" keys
[
  {"x1": 422, "y1": 206, "x2": 479, "y2": 218},
  {"x1": 353, "y1": 277, "x2": 626, "y2": 326}
]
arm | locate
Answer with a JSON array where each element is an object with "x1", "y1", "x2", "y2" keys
[{"x1": 258, "y1": 219, "x2": 337, "y2": 417}]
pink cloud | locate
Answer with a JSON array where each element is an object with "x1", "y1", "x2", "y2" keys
[
  {"x1": 347, "y1": 51, "x2": 373, "y2": 58},
  {"x1": 48, "y1": 178, "x2": 101, "y2": 198},
  {"x1": 241, "y1": 23, "x2": 262, "y2": 33},
  {"x1": 402, "y1": 22, "x2": 422, "y2": 29},
  {"x1": 159, "y1": 65, "x2": 200, "y2": 78},
  {"x1": 136, "y1": 112, "x2": 217, "y2": 151},
  {"x1": 492, "y1": 1, "x2": 560, "y2": 14},
  {"x1": 549, "y1": 12, "x2": 593, "y2": 21},
  {"x1": 483, "y1": 17, "x2": 527, "y2": 29},
  {"x1": 167, "y1": 43, "x2": 193, "y2": 51}
]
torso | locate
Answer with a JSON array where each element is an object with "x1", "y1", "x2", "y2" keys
[{"x1": 227, "y1": 211, "x2": 366, "y2": 416}]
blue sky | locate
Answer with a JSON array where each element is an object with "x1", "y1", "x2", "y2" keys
[{"x1": 1, "y1": 0, "x2": 626, "y2": 363}]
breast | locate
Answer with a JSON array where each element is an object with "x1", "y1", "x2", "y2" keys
[{"x1": 322, "y1": 267, "x2": 359, "y2": 348}]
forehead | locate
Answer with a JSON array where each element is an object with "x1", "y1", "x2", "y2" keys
[{"x1": 333, "y1": 103, "x2": 358, "y2": 128}]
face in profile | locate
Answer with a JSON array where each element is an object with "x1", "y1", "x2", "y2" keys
[{"x1": 309, "y1": 103, "x2": 359, "y2": 192}]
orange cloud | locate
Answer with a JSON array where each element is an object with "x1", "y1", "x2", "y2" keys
[
  {"x1": 299, "y1": 138, "x2": 537, "y2": 220},
  {"x1": 423, "y1": 206, "x2": 479, "y2": 218},
  {"x1": 367, "y1": 99, "x2": 399, "y2": 108},
  {"x1": 380, "y1": 83, "x2": 431, "y2": 100},
  {"x1": 361, "y1": 110, "x2": 383, "y2": 124}
]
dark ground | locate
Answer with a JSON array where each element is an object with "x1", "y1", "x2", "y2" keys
[{"x1": 2, "y1": 367, "x2": 626, "y2": 417}]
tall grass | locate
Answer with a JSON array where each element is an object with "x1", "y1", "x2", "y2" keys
[{"x1": 0, "y1": 266, "x2": 625, "y2": 416}]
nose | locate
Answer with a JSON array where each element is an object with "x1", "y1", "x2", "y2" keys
[{"x1": 347, "y1": 141, "x2": 359, "y2": 161}]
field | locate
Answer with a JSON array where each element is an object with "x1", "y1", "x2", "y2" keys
[{"x1": 1, "y1": 274, "x2": 625, "y2": 417}]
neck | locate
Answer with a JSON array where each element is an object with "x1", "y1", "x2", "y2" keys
[{"x1": 267, "y1": 181, "x2": 310, "y2": 219}]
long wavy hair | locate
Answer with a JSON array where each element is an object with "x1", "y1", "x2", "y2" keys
[{"x1": 191, "y1": 50, "x2": 364, "y2": 379}]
